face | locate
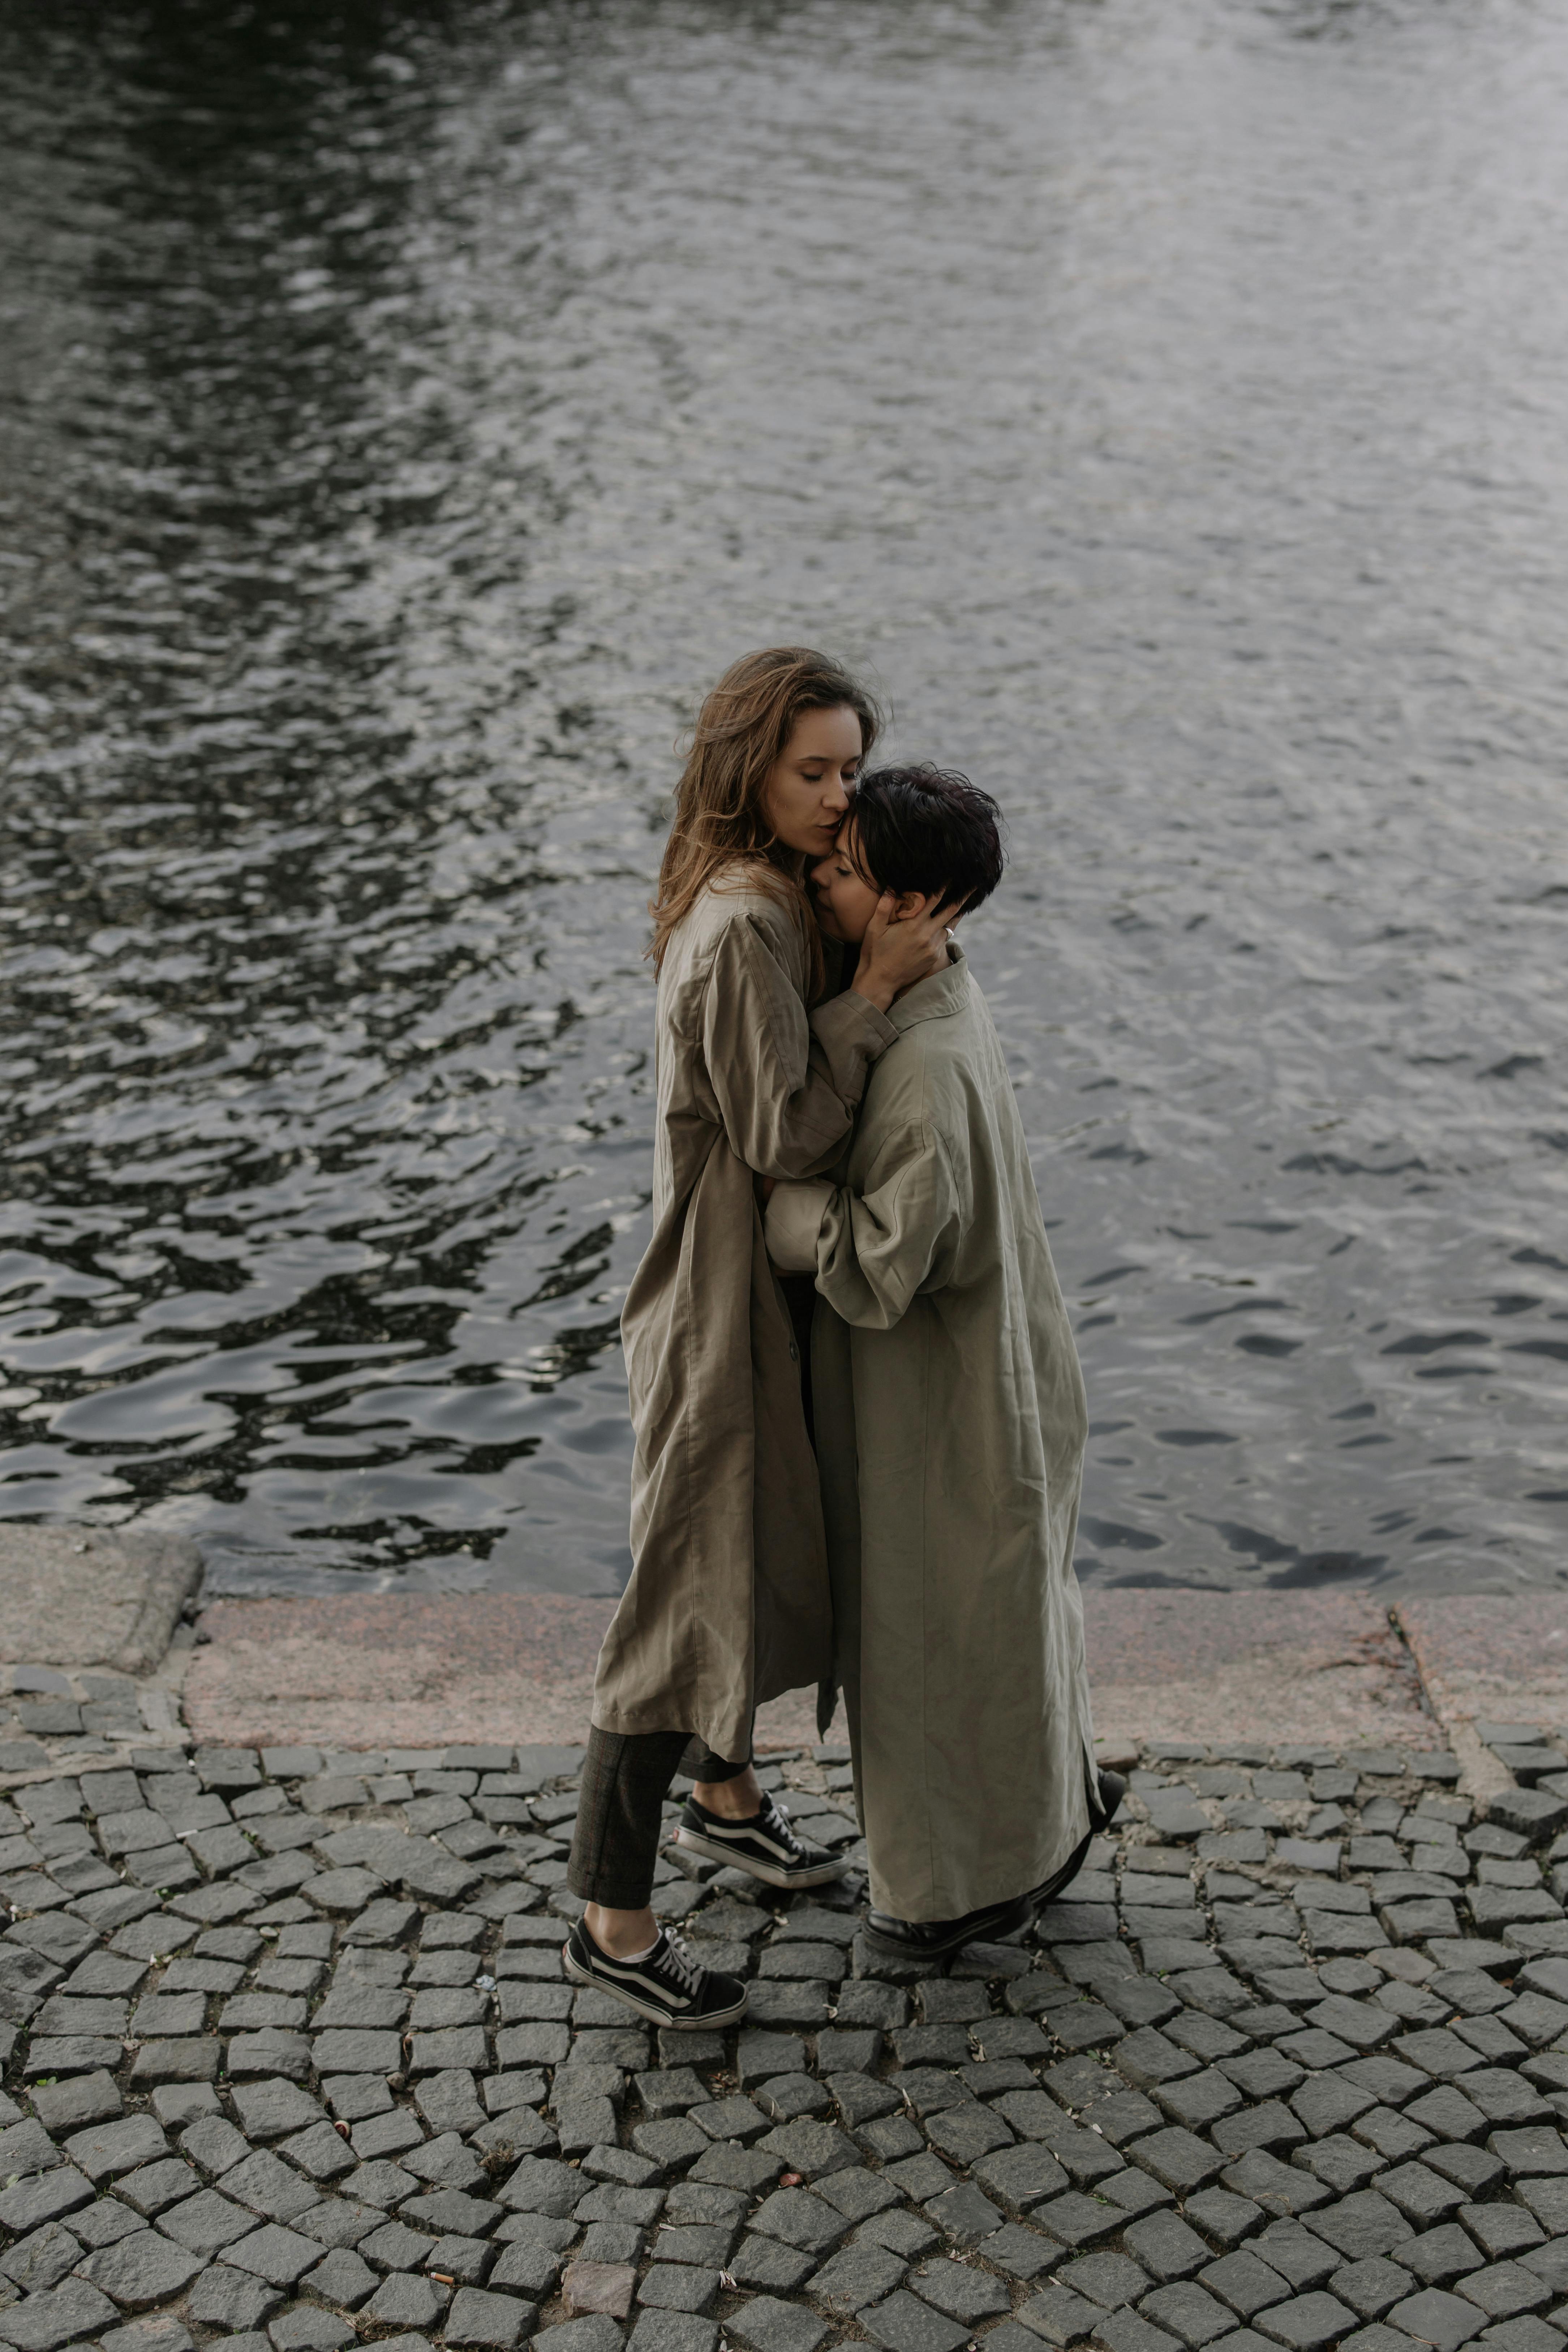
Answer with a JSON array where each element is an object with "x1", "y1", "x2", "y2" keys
[
  {"x1": 810, "y1": 821, "x2": 886, "y2": 946},
  {"x1": 761, "y1": 705, "x2": 864, "y2": 859}
]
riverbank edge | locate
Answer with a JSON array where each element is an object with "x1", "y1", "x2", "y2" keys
[
  {"x1": 4, "y1": 1524, "x2": 1568, "y2": 1783},
  {"x1": 152, "y1": 1584, "x2": 1568, "y2": 1777}
]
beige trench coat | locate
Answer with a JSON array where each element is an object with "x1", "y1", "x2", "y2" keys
[
  {"x1": 592, "y1": 874, "x2": 897, "y2": 1763},
  {"x1": 764, "y1": 946, "x2": 1097, "y2": 1920}
]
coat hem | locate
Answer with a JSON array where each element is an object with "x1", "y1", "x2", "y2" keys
[
  {"x1": 865, "y1": 1788, "x2": 1093, "y2": 1923},
  {"x1": 589, "y1": 1703, "x2": 752, "y2": 1763}
]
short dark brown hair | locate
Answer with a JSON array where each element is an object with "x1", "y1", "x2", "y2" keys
[{"x1": 847, "y1": 764, "x2": 1005, "y2": 915}]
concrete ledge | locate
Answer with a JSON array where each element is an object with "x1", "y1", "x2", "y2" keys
[
  {"x1": 1397, "y1": 1596, "x2": 1568, "y2": 1738},
  {"x1": 0, "y1": 1525, "x2": 202, "y2": 1674},
  {"x1": 183, "y1": 1594, "x2": 619, "y2": 1751},
  {"x1": 1082, "y1": 1588, "x2": 1429, "y2": 1748},
  {"x1": 183, "y1": 1584, "x2": 1449, "y2": 1756},
  {"x1": 16, "y1": 1512, "x2": 1568, "y2": 1774},
  {"x1": 184, "y1": 1593, "x2": 838, "y2": 1753}
]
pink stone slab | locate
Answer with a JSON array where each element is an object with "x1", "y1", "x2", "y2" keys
[
  {"x1": 562, "y1": 2261, "x2": 635, "y2": 2319},
  {"x1": 184, "y1": 1584, "x2": 1440, "y2": 1758},
  {"x1": 183, "y1": 1594, "x2": 614, "y2": 1752},
  {"x1": 1081, "y1": 1589, "x2": 1428, "y2": 1748},
  {"x1": 1397, "y1": 1596, "x2": 1568, "y2": 1738}
]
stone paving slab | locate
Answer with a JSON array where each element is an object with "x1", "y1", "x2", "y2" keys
[
  {"x1": 177, "y1": 1606, "x2": 837, "y2": 1757},
  {"x1": 0, "y1": 1531, "x2": 202, "y2": 1678},
  {"x1": 183, "y1": 1592, "x2": 1444, "y2": 1757},
  {"x1": 1082, "y1": 1597, "x2": 1429, "y2": 1751},
  {"x1": 4, "y1": 1725, "x2": 1568, "y2": 2352},
  {"x1": 182, "y1": 1598, "x2": 620, "y2": 1754},
  {"x1": 1399, "y1": 1605, "x2": 1568, "y2": 1746}
]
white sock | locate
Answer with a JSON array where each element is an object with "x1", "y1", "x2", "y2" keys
[{"x1": 590, "y1": 1925, "x2": 659, "y2": 1962}]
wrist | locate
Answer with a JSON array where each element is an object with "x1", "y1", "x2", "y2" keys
[{"x1": 850, "y1": 974, "x2": 896, "y2": 1014}]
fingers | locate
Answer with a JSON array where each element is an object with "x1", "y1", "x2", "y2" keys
[
  {"x1": 909, "y1": 905, "x2": 955, "y2": 941},
  {"x1": 911, "y1": 891, "x2": 959, "y2": 928}
]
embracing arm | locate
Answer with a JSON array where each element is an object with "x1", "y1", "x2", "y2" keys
[
  {"x1": 764, "y1": 1121, "x2": 965, "y2": 1330},
  {"x1": 701, "y1": 914, "x2": 896, "y2": 1180}
]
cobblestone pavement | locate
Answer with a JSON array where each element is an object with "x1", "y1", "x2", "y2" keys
[{"x1": 7, "y1": 1723, "x2": 1568, "y2": 2352}]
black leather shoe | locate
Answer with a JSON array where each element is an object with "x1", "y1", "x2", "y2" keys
[
  {"x1": 862, "y1": 1891, "x2": 1032, "y2": 1962},
  {"x1": 1092, "y1": 1767, "x2": 1127, "y2": 1828}
]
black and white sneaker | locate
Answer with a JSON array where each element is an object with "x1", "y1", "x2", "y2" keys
[
  {"x1": 563, "y1": 1920, "x2": 748, "y2": 2030},
  {"x1": 673, "y1": 1789, "x2": 846, "y2": 1891}
]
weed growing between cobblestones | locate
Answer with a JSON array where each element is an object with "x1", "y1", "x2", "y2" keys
[{"x1": 3, "y1": 1727, "x2": 1568, "y2": 2352}]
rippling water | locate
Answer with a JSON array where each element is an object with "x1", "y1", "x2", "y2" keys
[{"x1": 2, "y1": 0, "x2": 1566, "y2": 1600}]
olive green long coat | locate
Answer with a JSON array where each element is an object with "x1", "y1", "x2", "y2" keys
[
  {"x1": 591, "y1": 874, "x2": 896, "y2": 1764},
  {"x1": 764, "y1": 947, "x2": 1097, "y2": 1921}
]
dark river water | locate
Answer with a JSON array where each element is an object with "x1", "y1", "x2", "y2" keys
[{"x1": 2, "y1": 0, "x2": 1566, "y2": 1603}]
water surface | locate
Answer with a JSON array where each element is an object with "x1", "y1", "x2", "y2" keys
[{"x1": 2, "y1": 0, "x2": 1565, "y2": 1597}]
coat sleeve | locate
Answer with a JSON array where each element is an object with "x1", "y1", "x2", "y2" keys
[
  {"x1": 765, "y1": 1178, "x2": 834, "y2": 1271},
  {"x1": 700, "y1": 911, "x2": 897, "y2": 1180},
  {"x1": 805, "y1": 1121, "x2": 966, "y2": 1331}
]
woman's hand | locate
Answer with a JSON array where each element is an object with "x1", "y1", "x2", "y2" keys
[{"x1": 850, "y1": 893, "x2": 955, "y2": 1014}]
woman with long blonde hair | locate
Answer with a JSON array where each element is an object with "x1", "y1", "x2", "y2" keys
[{"x1": 563, "y1": 646, "x2": 950, "y2": 2027}]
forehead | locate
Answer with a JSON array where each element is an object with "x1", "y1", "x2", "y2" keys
[
  {"x1": 834, "y1": 817, "x2": 873, "y2": 878},
  {"x1": 787, "y1": 703, "x2": 862, "y2": 759}
]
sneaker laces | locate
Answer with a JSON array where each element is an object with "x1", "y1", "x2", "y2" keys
[
  {"x1": 658, "y1": 1932, "x2": 705, "y2": 1997},
  {"x1": 758, "y1": 1790, "x2": 808, "y2": 1858}
]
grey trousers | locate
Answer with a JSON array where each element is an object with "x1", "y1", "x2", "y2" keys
[{"x1": 567, "y1": 1726, "x2": 751, "y2": 1910}]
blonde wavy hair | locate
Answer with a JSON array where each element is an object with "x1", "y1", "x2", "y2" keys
[{"x1": 650, "y1": 647, "x2": 882, "y2": 986}]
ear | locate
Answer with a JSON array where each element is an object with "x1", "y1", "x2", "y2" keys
[{"x1": 891, "y1": 889, "x2": 941, "y2": 921}]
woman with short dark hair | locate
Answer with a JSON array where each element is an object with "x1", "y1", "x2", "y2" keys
[{"x1": 764, "y1": 766, "x2": 1118, "y2": 1957}]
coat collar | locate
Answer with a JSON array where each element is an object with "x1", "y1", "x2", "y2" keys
[{"x1": 888, "y1": 940, "x2": 970, "y2": 1032}]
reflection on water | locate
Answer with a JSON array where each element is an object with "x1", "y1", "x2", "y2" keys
[{"x1": 1, "y1": 0, "x2": 1566, "y2": 1599}]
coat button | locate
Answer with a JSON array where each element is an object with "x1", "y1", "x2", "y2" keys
[{"x1": 788, "y1": 1343, "x2": 799, "y2": 1362}]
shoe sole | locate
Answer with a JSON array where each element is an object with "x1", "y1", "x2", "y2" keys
[
  {"x1": 673, "y1": 1824, "x2": 846, "y2": 1889},
  {"x1": 860, "y1": 1898, "x2": 1032, "y2": 1963},
  {"x1": 562, "y1": 1941, "x2": 750, "y2": 2030}
]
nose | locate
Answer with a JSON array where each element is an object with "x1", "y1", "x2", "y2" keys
[{"x1": 821, "y1": 773, "x2": 850, "y2": 817}]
